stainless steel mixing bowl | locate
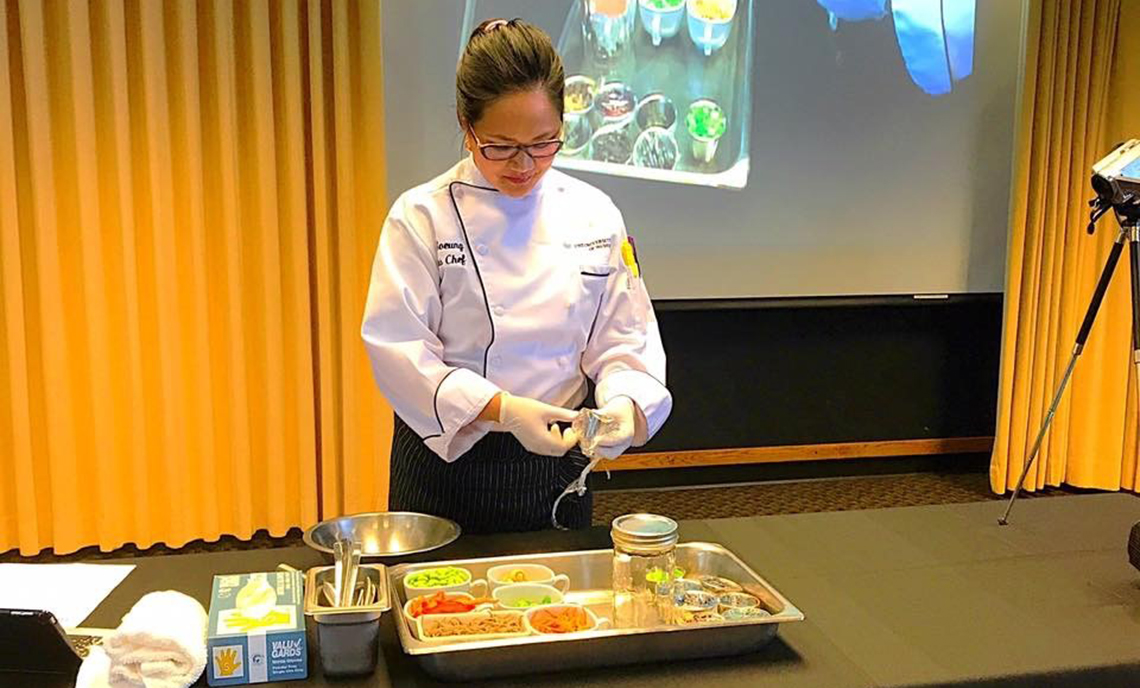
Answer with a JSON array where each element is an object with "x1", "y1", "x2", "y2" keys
[{"x1": 303, "y1": 511, "x2": 460, "y2": 561}]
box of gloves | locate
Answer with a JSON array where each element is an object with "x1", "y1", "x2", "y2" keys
[{"x1": 206, "y1": 570, "x2": 308, "y2": 685}]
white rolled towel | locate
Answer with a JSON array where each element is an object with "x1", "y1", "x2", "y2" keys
[{"x1": 85, "y1": 590, "x2": 208, "y2": 688}]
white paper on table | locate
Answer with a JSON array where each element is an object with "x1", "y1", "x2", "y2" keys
[{"x1": 0, "y1": 563, "x2": 136, "y2": 628}]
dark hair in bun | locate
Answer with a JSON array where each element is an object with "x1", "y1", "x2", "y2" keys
[{"x1": 456, "y1": 18, "x2": 564, "y2": 127}]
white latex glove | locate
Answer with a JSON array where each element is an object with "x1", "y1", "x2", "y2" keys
[
  {"x1": 498, "y1": 392, "x2": 579, "y2": 456},
  {"x1": 592, "y1": 396, "x2": 637, "y2": 459}
]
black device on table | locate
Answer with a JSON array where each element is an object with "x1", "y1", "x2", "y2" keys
[
  {"x1": 0, "y1": 608, "x2": 107, "y2": 687},
  {"x1": 1130, "y1": 522, "x2": 1140, "y2": 573}
]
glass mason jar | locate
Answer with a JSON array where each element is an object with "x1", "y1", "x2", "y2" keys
[
  {"x1": 611, "y1": 513, "x2": 678, "y2": 628},
  {"x1": 583, "y1": 0, "x2": 634, "y2": 65}
]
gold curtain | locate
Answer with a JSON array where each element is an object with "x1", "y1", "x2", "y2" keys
[
  {"x1": 307, "y1": 0, "x2": 392, "y2": 518},
  {"x1": 992, "y1": 0, "x2": 1140, "y2": 493},
  {"x1": 0, "y1": 0, "x2": 392, "y2": 556}
]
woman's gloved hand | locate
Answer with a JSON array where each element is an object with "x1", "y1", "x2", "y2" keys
[
  {"x1": 591, "y1": 396, "x2": 637, "y2": 459},
  {"x1": 497, "y1": 392, "x2": 579, "y2": 456}
]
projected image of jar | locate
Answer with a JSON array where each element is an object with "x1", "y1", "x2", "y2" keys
[
  {"x1": 595, "y1": 81, "x2": 637, "y2": 127},
  {"x1": 584, "y1": 0, "x2": 634, "y2": 63},
  {"x1": 633, "y1": 127, "x2": 679, "y2": 170},
  {"x1": 686, "y1": 0, "x2": 737, "y2": 56},
  {"x1": 638, "y1": 0, "x2": 685, "y2": 47},
  {"x1": 685, "y1": 98, "x2": 727, "y2": 164},
  {"x1": 635, "y1": 93, "x2": 677, "y2": 135},
  {"x1": 590, "y1": 122, "x2": 635, "y2": 164},
  {"x1": 562, "y1": 75, "x2": 597, "y2": 156}
]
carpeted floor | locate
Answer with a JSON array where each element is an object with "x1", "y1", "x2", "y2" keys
[
  {"x1": 592, "y1": 470, "x2": 1016, "y2": 523},
  {"x1": 1, "y1": 470, "x2": 1073, "y2": 563}
]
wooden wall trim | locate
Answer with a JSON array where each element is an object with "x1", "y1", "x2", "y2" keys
[{"x1": 607, "y1": 437, "x2": 995, "y2": 471}]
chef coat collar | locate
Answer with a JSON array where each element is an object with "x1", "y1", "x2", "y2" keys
[{"x1": 457, "y1": 156, "x2": 548, "y2": 202}]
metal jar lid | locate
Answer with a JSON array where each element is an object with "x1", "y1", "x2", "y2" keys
[{"x1": 611, "y1": 513, "x2": 678, "y2": 555}]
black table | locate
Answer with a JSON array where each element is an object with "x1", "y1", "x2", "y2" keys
[{"x1": 83, "y1": 493, "x2": 1140, "y2": 687}]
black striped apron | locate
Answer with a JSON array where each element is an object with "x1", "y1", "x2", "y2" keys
[{"x1": 388, "y1": 414, "x2": 594, "y2": 533}]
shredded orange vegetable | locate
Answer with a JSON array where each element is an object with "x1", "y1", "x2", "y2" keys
[{"x1": 528, "y1": 606, "x2": 592, "y2": 634}]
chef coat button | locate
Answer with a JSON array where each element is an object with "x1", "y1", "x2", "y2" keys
[
  {"x1": 491, "y1": 355, "x2": 503, "y2": 366},
  {"x1": 493, "y1": 305, "x2": 505, "y2": 316},
  {"x1": 476, "y1": 244, "x2": 488, "y2": 255}
]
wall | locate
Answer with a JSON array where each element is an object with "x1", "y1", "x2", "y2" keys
[{"x1": 639, "y1": 294, "x2": 1002, "y2": 452}]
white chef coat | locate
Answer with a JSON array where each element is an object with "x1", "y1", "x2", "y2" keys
[{"x1": 361, "y1": 157, "x2": 671, "y2": 461}]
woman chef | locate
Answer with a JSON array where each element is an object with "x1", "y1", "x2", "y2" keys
[{"x1": 361, "y1": 19, "x2": 671, "y2": 533}]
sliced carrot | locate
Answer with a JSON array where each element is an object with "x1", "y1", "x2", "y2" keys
[{"x1": 531, "y1": 607, "x2": 590, "y2": 633}]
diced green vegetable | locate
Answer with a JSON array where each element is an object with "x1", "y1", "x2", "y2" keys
[
  {"x1": 685, "y1": 103, "x2": 727, "y2": 139},
  {"x1": 506, "y1": 594, "x2": 556, "y2": 608},
  {"x1": 644, "y1": 0, "x2": 684, "y2": 9},
  {"x1": 406, "y1": 566, "x2": 470, "y2": 588},
  {"x1": 645, "y1": 566, "x2": 688, "y2": 583}
]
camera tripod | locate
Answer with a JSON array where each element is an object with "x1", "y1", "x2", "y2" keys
[{"x1": 999, "y1": 197, "x2": 1140, "y2": 525}]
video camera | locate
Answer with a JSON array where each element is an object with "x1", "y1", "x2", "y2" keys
[
  {"x1": 1088, "y1": 140, "x2": 1140, "y2": 229},
  {"x1": 1093, "y1": 139, "x2": 1140, "y2": 206}
]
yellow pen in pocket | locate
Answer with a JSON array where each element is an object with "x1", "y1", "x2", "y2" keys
[{"x1": 621, "y1": 239, "x2": 640, "y2": 279}]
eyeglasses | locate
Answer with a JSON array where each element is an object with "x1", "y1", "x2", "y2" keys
[{"x1": 470, "y1": 130, "x2": 564, "y2": 162}]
